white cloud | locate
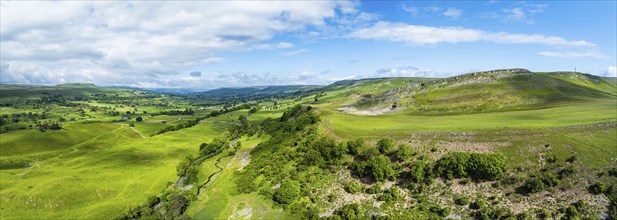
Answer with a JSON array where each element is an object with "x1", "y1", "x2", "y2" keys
[
  {"x1": 202, "y1": 57, "x2": 226, "y2": 65},
  {"x1": 372, "y1": 66, "x2": 448, "y2": 78},
  {"x1": 276, "y1": 42, "x2": 295, "y2": 49},
  {"x1": 607, "y1": 66, "x2": 617, "y2": 77},
  {"x1": 349, "y1": 22, "x2": 595, "y2": 47},
  {"x1": 482, "y1": 3, "x2": 547, "y2": 24},
  {"x1": 538, "y1": 51, "x2": 609, "y2": 59},
  {"x1": 402, "y1": 4, "x2": 419, "y2": 16},
  {"x1": 283, "y1": 49, "x2": 308, "y2": 56},
  {"x1": 443, "y1": 8, "x2": 463, "y2": 20},
  {"x1": 504, "y1": 8, "x2": 527, "y2": 22},
  {"x1": 0, "y1": 1, "x2": 354, "y2": 86}
]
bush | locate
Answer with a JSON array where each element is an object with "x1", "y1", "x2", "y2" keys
[
  {"x1": 335, "y1": 203, "x2": 365, "y2": 220},
  {"x1": 274, "y1": 180, "x2": 301, "y2": 204},
  {"x1": 589, "y1": 182, "x2": 607, "y2": 195},
  {"x1": 136, "y1": 116, "x2": 143, "y2": 122},
  {"x1": 345, "y1": 182, "x2": 363, "y2": 194},
  {"x1": 455, "y1": 196, "x2": 470, "y2": 206},
  {"x1": 566, "y1": 154, "x2": 577, "y2": 163},
  {"x1": 346, "y1": 138, "x2": 365, "y2": 155},
  {"x1": 377, "y1": 187, "x2": 402, "y2": 202},
  {"x1": 545, "y1": 153, "x2": 557, "y2": 163},
  {"x1": 368, "y1": 155, "x2": 397, "y2": 182},
  {"x1": 396, "y1": 144, "x2": 413, "y2": 161},
  {"x1": 558, "y1": 166, "x2": 576, "y2": 179},
  {"x1": 435, "y1": 152, "x2": 506, "y2": 181},
  {"x1": 608, "y1": 167, "x2": 617, "y2": 177},
  {"x1": 366, "y1": 184, "x2": 382, "y2": 194},
  {"x1": 523, "y1": 178, "x2": 545, "y2": 194},
  {"x1": 409, "y1": 161, "x2": 426, "y2": 183},
  {"x1": 470, "y1": 198, "x2": 487, "y2": 210},
  {"x1": 563, "y1": 205, "x2": 580, "y2": 220},
  {"x1": 129, "y1": 122, "x2": 135, "y2": 127},
  {"x1": 377, "y1": 138, "x2": 394, "y2": 154}
]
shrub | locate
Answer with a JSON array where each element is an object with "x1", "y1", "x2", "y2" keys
[
  {"x1": 369, "y1": 155, "x2": 397, "y2": 182},
  {"x1": 455, "y1": 196, "x2": 470, "y2": 206},
  {"x1": 566, "y1": 154, "x2": 577, "y2": 163},
  {"x1": 366, "y1": 184, "x2": 382, "y2": 194},
  {"x1": 523, "y1": 178, "x2": 545, "y2": 194},
  {"x1": 545, "y1": 153, "x2": 557, "y2": 163},
  {"x1": 608, "y1": 167, "x2": 617, "y2": 177},
  {"x1": 377, "y1": 187, "x2": 402, "y2": 202},
  {"x1": 335, "y1": 203, "x2": 365, "y2": 220},
  {"x1": 136, "y1": 116, "x2": 143, "y2": 122},
  {"x1": 274, "y1": 180, "x2": 301, "y2": 204},
  {"x1": 377, "y1": 138, "x2": 394, "y2": 154},
  {"x1": 409, "y1": 161, "x2": 426, "y2": 183},
  {"x1": 470, "y1": 198, "x2": 487, "y2": 210},
  {"x1": 435, "y1": 152, "x2": 505, "y2": 181},
  {"x1": 346, "y1": 138, "x2": 365, "y2": 155},
  {"x1": 563, "y1": 205, "x2": 580, "y2": 220},
  {"x1": 345, "y1": 182, "x2": 363, "y2": 194},
  {"x1": 589, "y1": 182, "x2": 607, "y2": 195},
  {"x1": 558, "y1": 166, "x2": 576, "y2": 179},
  {"x1": 396, "y1": 144, "x2": 413, "y2": 161}
]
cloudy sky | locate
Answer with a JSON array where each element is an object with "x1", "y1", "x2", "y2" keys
[{"x1": 1, "y1": 1, "x2": 616, "y2": 89}]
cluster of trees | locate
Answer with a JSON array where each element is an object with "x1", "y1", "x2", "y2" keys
[
  {"x1": 36, "y1": 121, "x2": 62, "y2": 132},
  {"x1": 116, "y1": 189, "x2": 191, "y2": 220},
  {"x1": 434, "y1": 152, "x2": 506, "y2": 181},
  {"x1": 518, "y1": 164, "x2": 576, "y2": 195},
  {"x1": 176, "y1": 156, "x2": 199, "y2": 186},
  {"x1": 207, "y1": 103, "x2": 253, "y2": 117},
  {"x1": 155, "y1": 119, "x2": 201, "y2": 135},
  {"x1": 160, "y1": 108, "x2": 195, "y2": 116}
]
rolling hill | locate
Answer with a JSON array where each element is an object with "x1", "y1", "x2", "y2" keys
[{"x1": 334, "y1": 69, "x2": 617, "y2": 115}]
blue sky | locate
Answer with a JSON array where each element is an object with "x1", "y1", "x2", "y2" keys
[{"x1": 1, "y1": 1, "x2": 615, "y2": 89}]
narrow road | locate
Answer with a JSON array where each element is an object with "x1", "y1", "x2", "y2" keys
[
  {"x1": 112, "y1": 123, "x2": 146, "y2": 138},
  {"x1": 72, "y1": 124, "x2": 125, "y2": 151},
  {"x1": 130, "y1": 127, "x2": 146, "y2": 138}
]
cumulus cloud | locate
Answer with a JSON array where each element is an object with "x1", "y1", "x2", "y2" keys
[
  {"x1": 443, "y1": 8, "x2": 463, "y2": 20},
  {"x1": 372, "y1": 66, "x2": 449, "y2": 78},
  {"x1": 0, "y1": 1, "x2": 355, "y2": 86},
  {"x1": 538, "y1": 51, "x2": 609, "y2": 59},
  {"x1": 607, "y1": 66, "x2": 617, "y2": 77},
  {"x1": 348, "y1": 22, "x2": 595, "y2": 47}
]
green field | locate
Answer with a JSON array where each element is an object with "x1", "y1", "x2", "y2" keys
[{"x1": 1, "y1": 71, "x2": 616, "y2": 219}]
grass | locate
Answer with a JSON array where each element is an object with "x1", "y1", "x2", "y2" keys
[
  {"x1": 0, "y1": 118, "x2": 229, "y2": 219},
  {"x1": 321, "y1": 99, "x2": 616, "y2": 137},
  {"x1": 186, "y1": 136, "x2": 291, "y2": 219}
]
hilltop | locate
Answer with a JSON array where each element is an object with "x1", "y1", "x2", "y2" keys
[{"x1": 328, "y1": 69, "x2": 616, "y2": 115}]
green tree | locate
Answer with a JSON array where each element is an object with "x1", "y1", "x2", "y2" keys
[
  {"x1": 369, "y1": 155, "x2": 397, "y2": 182},
  {"x1": 274, "y1": 180, "x2": 301, "y2": 204},
  {"x1": 336, "y1": 203, "x2": 365, "y2": 220}
]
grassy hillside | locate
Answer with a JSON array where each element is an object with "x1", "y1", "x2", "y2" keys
[
  {"x1": 1, "y1": 69, "x2": 615, "y2": 219},
  {"x1": 337, "y1": 70, "x2": 616, "y2": 115}
]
